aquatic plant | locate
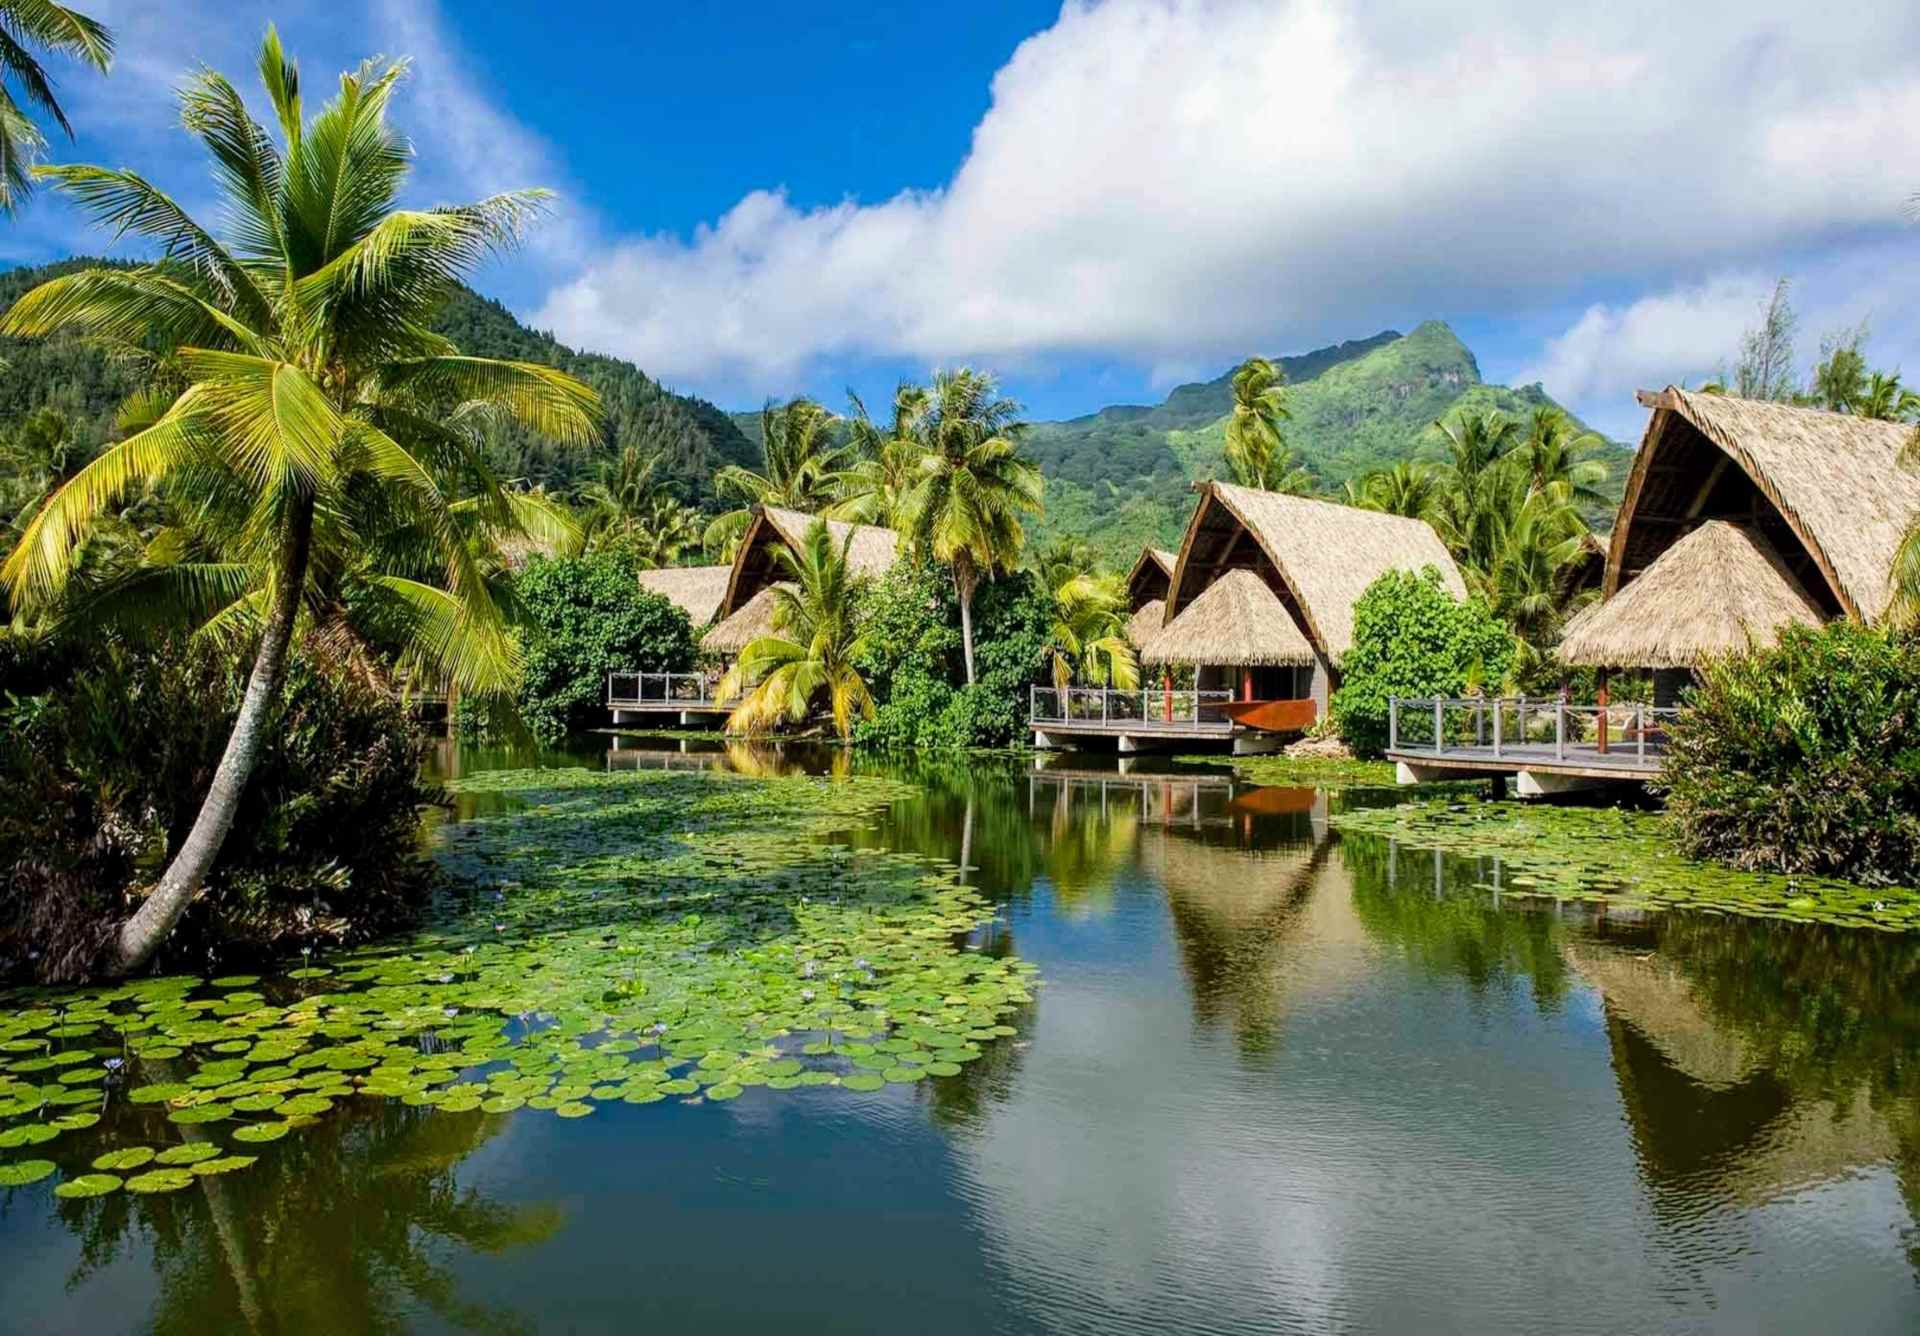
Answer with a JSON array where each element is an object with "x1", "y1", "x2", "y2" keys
[
  {"x1": 1330, "y1": 799, "x2": 1920, "y2": 931},
  {"x1": 0, "y1": 767, "x2": 1036, "y2": 1200}
]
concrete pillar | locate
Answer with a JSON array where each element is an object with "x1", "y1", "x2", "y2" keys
[{"x1": 1515, "y1": 769, "x2": 1612, "y2": 798}]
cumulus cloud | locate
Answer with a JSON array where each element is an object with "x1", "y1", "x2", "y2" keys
[{"x1": 533, "y1": 0, "x2": 1920, "y2": 399}]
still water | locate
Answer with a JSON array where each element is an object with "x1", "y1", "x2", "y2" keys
[{"x1": 4, "y1": 734, "x2": 1919, "y2": 1334}]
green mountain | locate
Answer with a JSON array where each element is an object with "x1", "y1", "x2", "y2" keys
[
  {"x1": 0, "y1": 259, "x2": 757, "y2": 504},
  {"x1": 1025, "y1": 321, "x2": 1630, "y2": 565}
]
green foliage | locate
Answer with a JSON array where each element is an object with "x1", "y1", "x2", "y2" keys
[
  {"x1": 854, "y1": 559, "x2": 1053, "y2": 750},
  {"x1": 1660, "y1": 622, "x2": 1920, "y2": 885},
  {"x1": 1331, "y1": 567, "x2": 1515, "y2": 756},
  {"x1": 513, "y1": 550, "x2": 696, "y2": 741},
  {"x1": 0, "y1": 638, "x2": 433, "y2": 981}
]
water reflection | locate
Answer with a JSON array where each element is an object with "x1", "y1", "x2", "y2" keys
[{"x1": 8, "y1": 736, "x2": 1920, "y2": 1333}]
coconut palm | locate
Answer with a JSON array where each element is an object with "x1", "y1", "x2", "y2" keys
[
  {"x1": 829, "y1": 382, "x2": 925, "y2": 528},
  {"x1": 0, "y1": 1, "x2": 112, "y2": 214},
  {"x1": 1430, "y1": 407, "x2": 1521, "y2": 573},
  {"x1": 1223, "y1": 356, "x2": 1297, "y2": 490},
  {"x1": 897, "y1": 368, "x2": 1044, "y2": 685},
  {"x1": 577, "y1": 443, "x2": 702, "y2": 564},
  {"x1": 1031, "y1": 537, "x2": 1138, "y2": 690},
  {"x1": 0, "y1": 31, "x2": 599, "y2": 973},
  {"x1": 704, "y1": 397, "x2": 853, "y2": 553},
  {"x1": 1509, "y1": 407, "x2": 1610, "y2": 509},
  {"x1": 715, "y1": 518, "x2": 873, "y2": 738},
  {"x1": 1347, "y1": 460, "x2": 1441, "y2": 521},
  {"x1": 1858, "y1": 371, "x2": 1920, "y2": 423}
]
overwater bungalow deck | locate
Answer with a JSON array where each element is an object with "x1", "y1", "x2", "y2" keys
[
  {"x1": 1029, "y1": 686, "x2": 1305, "y2": 754},
  {"x1": 1385, "y1": 696, "x2": 1679, "y2": 793},
  {"x1": 606, "y1": 671, "x2": 728, "y2": 724}
]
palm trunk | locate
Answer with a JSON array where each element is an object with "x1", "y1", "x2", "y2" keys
[
  {"x1": 112, "y1": 499, "x2": 314, "y2": 975},
  {"x1": 956, "y1": 555, "x2": 978, "y2": 686}
]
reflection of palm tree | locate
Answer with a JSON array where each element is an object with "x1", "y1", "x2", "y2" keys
[{"x1": 62, "y1": 1101, "x2": 558, "y2": 1332}]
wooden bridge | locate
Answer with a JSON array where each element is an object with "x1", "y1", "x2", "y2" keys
[
  {"x1": 1385, "y1": 697, "x2": 1679, "y2": 795},
  {"x1": 606, "y1": 672, "x2": 729, "y2": 724},
  {"x1": 1029, "y1": 687, "x2": 1314, "y2": 755}
]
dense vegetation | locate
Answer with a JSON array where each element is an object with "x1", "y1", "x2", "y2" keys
[
  {"x1": 1660, "y1": 623, "x2": 1920, "y2": 885},
  {"x1": 1, "y1": 637, "x2": 433, "y2": 981},
  {"x1": 1332, "y1": 568, "x2": 1515, "y2": 756},
  {"x1": 513, "y1": 552, "x2": 697, "y2": 741}
]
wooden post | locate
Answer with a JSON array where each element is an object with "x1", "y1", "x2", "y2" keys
[
  {"x1": 1163, "y1": 670, "x2": 1173, "y2": 723},
  {"x1": 1240, "y1": 666, "x2": 1254, "y2": 702},
  {"x1": 1493, "y1": 697, "x2": 1502, "y2": 758},
  {"x1": 1389, "y1": 697, "x2": 1398, "y2": 751},
  {"x1": 1596, "y1": 668, "x2": 1610, "y2": 755},
  {"x1": 1433, "y1": 699, "x2": 1443, "y2": 756}
]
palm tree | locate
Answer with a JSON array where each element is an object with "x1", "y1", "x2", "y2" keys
[
  {"x1": 897, "y1": 368, "x2": 1044, "y2": 685},
  {"x1": 1347, "y1": 460, "x2": 1441, "y2": 521},
  {"x1": 704, "y1": 397, "x2": 853, "y2": 553},
  {"x1": 829, "y1": 382, "x2": 925, "y2": 528},
  {"x1": 0, "y1": 1, "x2": 112, "y2": 214},
  {"x1": 1031, "y1": 537, "x2": 1138, "y2": 690},
  {"x1": 1509, "y1": 407, "x2": 1610, "y2": 509},
  {"x1": 1222, "y1": 356, "x2": 1296, "y2": 489},
  {"x1": 715, "y1": 518, "x2": 873, "y2": 738},
  {"x1": 0, "y1": 31, "x2": 599, "y2": 973},
  {"x1": 1859, "y1": 371, "x2": 1920, "y2": 423},
  {"x1": 577, "y1": 443, "x2": 702, "y2": 564},
  {"x1": 1430, "y1": 408, "x2": 1520, "y2": 573}
]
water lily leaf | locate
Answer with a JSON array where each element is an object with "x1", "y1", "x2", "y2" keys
[
  {"x1": 92, "y1": 1146, "x2": 155, "y2": 1171},
  {"x1": 156, "y1": 1142, "x2": 224, "y2": 1166},
  {"x1": 125, "y1": 1168, "x2": 197, "y2": 1194},
  {"x1": 190, "y1": 1155, "x2": 257, "y2": 1176},
  {"x1": 0, "y1": 1159, "x2": 55, "y2": 1186},
  {"x1": 54, "y1": 1173, "x2": 123, "y2": 1199},
  {"x1": 840, "y1": 1073, "x2": 885, "y2": 1093},
  {"x1": 232, "y1": 1122, "x2": 290, "y2": 1144}
]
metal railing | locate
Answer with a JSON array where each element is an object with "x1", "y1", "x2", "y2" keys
[
  {"x1": 1388, "y1": 696, "x2": 1681, "y2": 764},
  {"x1": 607, "y1": 671, "x2": 722, "y2": 708},
  {"x1": 1030, "y1": 686, "x2": 1235, "y2": 730}
]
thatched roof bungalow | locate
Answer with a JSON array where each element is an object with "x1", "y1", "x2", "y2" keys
[
  {"x1": 1559, "y1": 387, "x2": 1920, "y2": 695},
  {"x1": 701, "y1": 505, "x2": 898, "y2": 657},
  {"x1": 1146, "y1": 481, "x2": 1464, "y2": 715},
  {"x1": 636, "y1": 564, "x2": 730, "y2": 628},
  {"x1": 1123, "y1": 547, "x2": 1177, "y2": 647}
]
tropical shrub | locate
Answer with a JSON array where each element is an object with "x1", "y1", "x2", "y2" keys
[
  {"x1": 1660, "y1": 622, "x2": 1920, "y2": 885},
  {"x1": 855, "y1": 558, "x2": 1053, "y2": 750},
  {"x1": 1332, "y1": 566, "x2": 1515, "y2": 756},
  {"x1": 513, "y1": 551, "x2": 697, "y2": 741},
  {"x1": 0, "y1": 639, "x2": 433, "y2": 982}
]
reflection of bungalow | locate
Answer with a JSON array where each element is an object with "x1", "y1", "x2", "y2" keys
[
  {"x1": 1144, "y1": 482, "x2": 1464, "y2": 718},
  {"x1": 636, "y1": 565, "x2": 730, "y2": 629},
  {"x1": 700, "y1": 505, "x2": 898, "y2": 658},
  {"x1": 1559, "y1": 389, "x2": 1920, "y2": 699},
  {"x1": 1123, "y1": 546, "x2": 1176, "y2": 646}
]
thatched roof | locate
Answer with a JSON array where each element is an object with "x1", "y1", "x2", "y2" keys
[
  {"x1": 1140, "y1": 568, "x2": 1315, "y2": 667},
  {"x1": 1614, "y1": 388, "x2": 1920, "y2": 623},
  {"x1": 636, "y1": 564, "x2": 730, "y2": 627},
  {"x1": 716, "y1": 506, "x2": 898, "y2": 622},
  {"x1": 700, "y1": 582, "x2": 793, "y2": 655},
  {"x1": 1164, "y1": 482, "x2": 1464, "y2": 665},
  {"x1": 1125, "y1": 546, "x2": 1177, "y2": 610},
  {"x1": 1559, "y1": 521, "x2": 1826, "y2": 669},
  {"x1": 1125, "y1": 598, "x2": 1166, "y2": 648}
]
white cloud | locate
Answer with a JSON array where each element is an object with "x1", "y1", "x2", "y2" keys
[{"x1": 533, "y1": 0, "x2": 1920, "y2": 401}]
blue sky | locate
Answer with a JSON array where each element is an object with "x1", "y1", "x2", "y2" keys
[{"x1": 7, "y1": 1, "x2": 1920, "y2": 438}]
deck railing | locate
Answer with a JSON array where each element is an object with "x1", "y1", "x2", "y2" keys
[
  {"x1": 1030, "y1": 686, "x2": 1235, "y2": 730},
  {"x1": 607, "y1": 671, "x2": 722, "y2": 708},
  {"x1": 1389, "y1": 696, "x2": 1681, "y2": 763}
]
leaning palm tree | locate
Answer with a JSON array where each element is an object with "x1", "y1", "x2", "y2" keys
[
  {"x1": 1222, "y1": 356, "x2": 1292, "y2": 489},
  {"x1": 1858, "y1": 371, "x2": 1920, "y2": 423},
  {"x1": 1042, "y1": 567, "x2": 1138, "y2": 691},
  {"x1": 0, "y1": 1, "x2": 112, "y2": 214},
  {"x1": 715, "y1": 518, "x2": 874, "y2": 739},
  {"x1": 897, "y1": 368, "x2": 1044, "y2": 685},
  {"x1": 0, "y1": 31, "x2": 599, "y2": 974},
  {"x1": 704, "y1": 397, "x2": 853, "y2": 552}
]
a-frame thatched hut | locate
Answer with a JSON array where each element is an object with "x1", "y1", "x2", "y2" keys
[
  {"x1": 700, "y1": 505, "x2": 898, "y2": 658},
  {"x1": 636, "y1": 564, "x2": 731, "y2": 629},
  {"x1": 1145, "y1": 482, "x2": 1464, "y2": 719},
  {"x1": 1124, "y1": 546, "x2": 1177, "y2": 647},
  {"x1": 1559, "y1": 387, "x2": 1920, "y2": 701}
]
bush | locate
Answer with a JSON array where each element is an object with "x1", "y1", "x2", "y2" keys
[
  {"x1": 1660, "y1": 622, "x2": 1920, "y2": 885},
  {"x1": 1331, "y1": 567, "x2": 1514, "y2": 756},
  {"x1": 853, "y1": 559, "x2": 1053, "y2": 750},
  {"x1": 0, "y1": 638, "x2": 434, "y2": 981},
  {"x1": 514, "y1": 551, "x2": 697, "y2": 741}
]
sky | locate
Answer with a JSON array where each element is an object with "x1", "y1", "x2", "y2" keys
[{"x1": 5, "y1": 0, "x2": 1920, "y2": 439}]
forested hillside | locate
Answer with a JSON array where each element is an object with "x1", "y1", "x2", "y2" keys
[
  {"x1": 0, "y1": 259, "x2": 757, "y2": 502},
  {"x1": 1025, "y1": 321, "x2": 1631, "y2": 563}
]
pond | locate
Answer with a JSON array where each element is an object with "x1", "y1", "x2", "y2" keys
[{"x1": 3, "y1": 733, "x2": 1919, "y2": 1334}]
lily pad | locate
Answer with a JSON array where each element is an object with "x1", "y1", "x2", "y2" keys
[
  {"x1": 93, "y1": 1146, "x2": 156, "y2": 1171},
  {"x1": 54, "y1": 1173, "x2": 123, "y2": 1199},
  {"x1": 156, "y1": 1143, "x2": 223, "y2": 1166},
  {"x1": 125, "y1": 1168, "x2": 197, "y2": 1194},
  {"x1": 0, "y1": 1159, "x2": 56, "y2": 1186}
]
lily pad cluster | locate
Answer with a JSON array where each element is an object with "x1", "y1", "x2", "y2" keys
[
  {"x1": 1331, "y1": 799, "x2": 1920, "y2": 931},
  {"x1": 0, "y1": 767, "x2": 1037, "y2": 1198}
]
